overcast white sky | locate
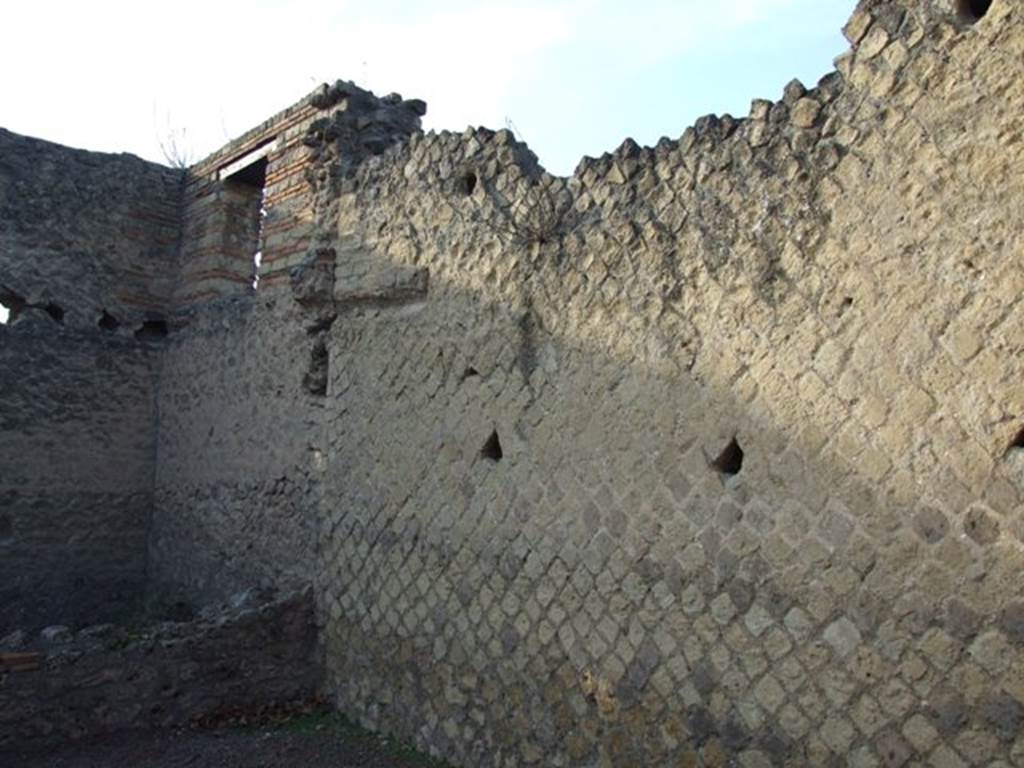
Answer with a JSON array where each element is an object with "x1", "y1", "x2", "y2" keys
[{"x1": 1, "y1": 0, "x2": 853, "y2": 182}]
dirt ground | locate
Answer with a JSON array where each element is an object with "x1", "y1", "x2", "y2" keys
[{"x1": 0, "y1": 712, "x2": 454, "y2": 768}]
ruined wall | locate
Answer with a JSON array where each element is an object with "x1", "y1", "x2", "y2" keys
[
  {"x1": 148, "y1": 85, "x2": 425, "y2": 604},
  {"x1": 304, "y1": 1, "x2": 1024, "y2": 765},
  {"x1": 3, "y1": 0, "x2": 1024, "y2": 764},
  {"x1": 0, "y1": 587, "x2": 318, "y2": 746},
  {"x1": 147, "y1": 92, "x2": 329, "y2": 604},
  {"x1": 0, "y1": 129, "x2": 183, "y2": 321},
  {"x1": 173, "y1": 95, "x2": 319, "y2": 304},
  {"x1": 0, "y1": 131, "x2": 182, "y2": 633}
]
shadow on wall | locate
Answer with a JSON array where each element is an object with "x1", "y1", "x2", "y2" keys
[
  {"x1": 311, "y1": 219, "x2": 1024, "y2": 765},
  {"x1": 301, "y1": 9, "x2": 1024, "y2": 756}
]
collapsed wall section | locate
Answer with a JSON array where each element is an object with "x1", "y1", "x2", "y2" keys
[
  {"x1": 307, "y1": 1, "x2": 1024, "y2": 765},
  {"x1": 0, "y1": 131, "x2": 183, "y2": 634},
  {"x1": 0, "y1": 588, "x2": 318, "y2": 746}
]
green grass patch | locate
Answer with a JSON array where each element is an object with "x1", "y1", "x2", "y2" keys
[{"x1": 269, "y1": 708, "x2": 453, "y2": 767}]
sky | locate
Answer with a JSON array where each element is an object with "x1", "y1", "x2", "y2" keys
[{"x1": 0, "y1": 0, "x2": 854, "y2": 182}]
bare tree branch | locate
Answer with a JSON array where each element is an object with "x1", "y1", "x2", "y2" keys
[{"x1": 153, "y1": 105, "x2": 195, "y2": 169}]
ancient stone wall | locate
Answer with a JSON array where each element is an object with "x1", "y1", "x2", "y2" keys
[
  {"x1": 147, "y1": 83, "x2": 425, "y2": 604},
  {"x1": 0, "y1": 129, "x2": 183, "y2": 322},
  {"x1": 0, "y1": 131, "x2": 182, "y2": 634},
  {"x1": 146, "y1": 89, "x2": 330, "y2": 604},
  {"x1": 2, "y1": 0, "x2": 1024, "y2": 765},
  {"x1": 0, "y1": 588, "x2": 318, "y2": 746},
  {"x1": 146, "y1": 298, "x2": 325, "y2": 604},
  {"x1": 174, "y1": 95, "x2": 319, "y2": 304},
  {"x1": 302, "y1": 1, "x2": 1024, "y2": 765}
]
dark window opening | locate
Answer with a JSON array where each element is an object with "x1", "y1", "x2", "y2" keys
[
  {"x1": 0, "y1": 286, "x2": 26, "y2": 324},
  {"x1": 957, "y1": 0, "x2": 992, "y2": 22},
  {"x1": 481, "y1": 430, "x2": 503, "y2": 462},
  {"x1": 459, "y1": 171, "x2": 478, "y2": 196},
  {"x1": 135, "y1": 319, "x2": 169, "y2": 341},
  {"x1": 711, "y1": 437, "x2": 744, "y2": 476},
  {"x1": 237, "y1": 162, "x2": 266, "y2": 189},
  {"x1": 98, "y1": 310, "x2": 120, "y2": 331}
]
